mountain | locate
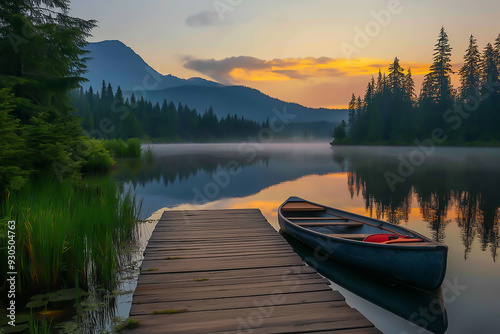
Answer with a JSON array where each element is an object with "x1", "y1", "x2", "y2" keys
[
  {"x1": 84, "y1": 40, "x2": 223, "y2": 91},
  {"x1": 84, "y1": 40, "x2": 347, "y2": 123}
]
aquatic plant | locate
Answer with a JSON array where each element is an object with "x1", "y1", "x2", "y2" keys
[
  {"x1": 143, "y1": 146, "x2": 155, "y2": 164},
  {"x1": 0, "y1": 177, "x2": 141, "y2": 295}
]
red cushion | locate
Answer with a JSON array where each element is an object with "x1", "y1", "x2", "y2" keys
[{"x1": 363, "y1": 233, "x2": 400, "y2": 243}]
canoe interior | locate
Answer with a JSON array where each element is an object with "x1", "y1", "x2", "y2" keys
[{"x1": 281, "y1": 200, "x2": 432, "y2": 244}]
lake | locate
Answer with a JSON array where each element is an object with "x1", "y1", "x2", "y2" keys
[{"x1": 115, "y1": 143, "x2": 500, "y2": 334}]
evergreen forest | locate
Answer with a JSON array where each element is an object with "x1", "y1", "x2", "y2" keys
[{"x1": 333, "y1": 28, "x2": 500, "y2": 146}]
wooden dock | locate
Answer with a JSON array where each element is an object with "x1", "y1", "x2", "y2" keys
[{"x1": 125, "y1": 209, "x2": 380, "y2": 333}]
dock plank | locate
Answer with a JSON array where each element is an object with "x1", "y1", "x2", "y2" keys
[{"x1": 124, "y1": 209, "x2": 380, "y2": 333}]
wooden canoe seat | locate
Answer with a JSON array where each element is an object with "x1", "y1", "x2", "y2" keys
[
  {"x1": 282, "y1": 202, "x2": 325, "y2": 212},
  {"x1": 328, "y1": 234, "x2": 372, "y2": 240},
  {"x1": 296, "y1": 222, "x2": 364, "y2": 227},
  {"x1": 383, "y1": 238, "x2": 424, "y2": 244}
]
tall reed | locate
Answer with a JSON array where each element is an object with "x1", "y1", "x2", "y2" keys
[{"x1": 0, "y1": 177, "x2": 141, "y2": 295}]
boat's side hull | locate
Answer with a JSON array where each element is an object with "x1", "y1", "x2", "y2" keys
[{"x1": 279, "y1": 215, "x2": 448, "y2": 290}]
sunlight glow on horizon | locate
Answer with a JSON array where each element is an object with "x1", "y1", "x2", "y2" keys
[{"x1": 70, "y1": 0, "x2": 500, "y2": 109}]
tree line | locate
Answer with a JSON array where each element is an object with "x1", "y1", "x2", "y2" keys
[
  {"x1": 71, "y1": 82, "x2": 265, "y2": 142},
  {"x1": 333, "y1": 28, "x2": 500, "y2": 145}
]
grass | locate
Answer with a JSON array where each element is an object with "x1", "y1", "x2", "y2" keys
[
  {"x1": 28, "y1": 314, "x2": 52, "y2": 334},
  {"x1": 0, "y1": 176, "x2": 141, "y2": 295},
  {"x1": 116, "y1": 318, "x2": 140, "y2": 331},
  {"x1": 151, "y1": 309, "x2": 189, "y2": 315},
  {"x1": 142, "y1": 268, "x2": 158, "y2": 272},
  {"x1": 194, "y1": 278, "x2": 209, "y2": 282},
  {"x1": 143, "y1": 146, "x2": 155, "y2": 163}
]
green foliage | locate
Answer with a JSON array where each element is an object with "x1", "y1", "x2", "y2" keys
[
  {"x1": 0, "y1": 89, "x2": 29, "y2": 192},
  {"x1": 71, "y1": 83, "x2": 264, "y2": 142},
  {"x1": 0, "y1": 177, "x2": 141, "y2": 294},
  {"x1": 341, "y1": 27, "x2": 500, "y2": 146},
  {"x1": 24, "y1": 111, "x2": 85, "y2": 181},
  {"x1": 331, "y1": 120, "x2": 348, "y2": 144},
  {"x1": 80, "y1": 139, "x2": 115, "y2": 173},
  {"x1": 29, "y1": 315, "x2": 52, "y2": 334},
  {"x1": 459, "y1": 35, "x2": 481, "y2": 102},
  {"x1": 0, "y1": 0, "x2": 97, "y2": 121},
  {"x1": 144, "y1": 146, "x2": 155, "y2": 163},
  {"x1": 127, "y1": 138, "x2": 142, "y2": 157},
  {"x1": 116, "y1": 318, "x2": 140, "y2": 331},
  {"x1": 103, "y1": 138, "x2": 141, "y2": 158},
  {"x1": 102, "y1": 139, "x2": 129, "y2": 157},
  {"x1": 0, "y1": 0, "x2": 117, "y2": 195}
]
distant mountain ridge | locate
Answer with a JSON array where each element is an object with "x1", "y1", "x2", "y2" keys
[
  {"x1": 84, "y1": 40, "x2": 222, "y2": 91},
  {"x1": 84, "y1": 40, "x2": 347, "y2": 123}
]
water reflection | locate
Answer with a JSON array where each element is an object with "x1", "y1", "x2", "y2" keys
[
  {"x1": 115, "y1": 143, "x2": 500, "y2": 334},
  {"x1": 333, "y1": 147, "x2": 500, "y2": 261},
  {"x1": 281, "y1": 231, "x2": 448, "y2": 334},
  {"x1": 116, "y1": 144, "x2": 500, "y2": 261}
]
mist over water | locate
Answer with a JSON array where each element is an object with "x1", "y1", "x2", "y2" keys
[{"x1": 115, "y1": 143, "x2": 500, "y2": 334}]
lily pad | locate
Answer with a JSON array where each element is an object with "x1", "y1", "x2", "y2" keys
[
  {"x1": 2, "y1": 324, "x2": 29, "y2": 333},
  {"x1": 0, "y1": 314, "x2": 31, "y2": 326},
  {"x1": 30, "y1": 293, "x2": 52, "y2": 300},
  {"x1": 49, "y1": 288, "x2": 87, "y2": 302},
  {"x1": 14, "y1": 314, "x2": 30, "y2": 324},
  {"x1": 26, "y1": 299, "x2": 48, "y2": 308}
]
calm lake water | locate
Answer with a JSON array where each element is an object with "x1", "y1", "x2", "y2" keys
[{"x1": 115, "y1": 143, "x2": 500, "y2": 334}]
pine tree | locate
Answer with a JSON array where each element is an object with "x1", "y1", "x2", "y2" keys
[
  {"x1": 423, "y1": 27, "x2": 454, "y2": 104},
  {"x1": 115, "y1": 86, "x2": 124, "y2": 103},
  {"x1": 332, "y1": 120, "x2": 347, "y2": 144},
  {"x1": 106, "y1": 83, "x2": 114, "y2": 102},
  {"x1": 459, "y1": 35, "x2": 481, "y2": 102},
  {"x1": 101, "y1": 81, "x2": 107, "y2": 100},
  {"x1": 356, "y1": 96, "x2": 363, "y2": 117},
  {"x1": 434, "y1": 27, "x2": 454, "y2": 102},
  {"x1": 480, "y1": 43, "x2": 500, "y2": 88},
  {"x1": 403, "y1": 68, "x2": 416, "y2": 105},
  {"x1": 388, "y1": 57, "x2": 405, "y2": 98},
  {"x1": 364, "y1": 77, "x2": 375, "y2": 106},
  {"x1": 0, "y1": 0, "x2": 97, "y2": 120},
  {"x1": 0, "y1": 0, "x2": 97, "y2": 182},
  {"x1": 348, "y1": 93, "x2": 357, "y2": 128},
  {"x1": 376, "y1": 70, "x2": 384, "y2": 93},
  {"x1": 495, "y1": 34, "x2": 500, "y2": 66}
]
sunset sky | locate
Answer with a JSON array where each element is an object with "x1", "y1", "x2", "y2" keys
[{"x1": 71, "y1": 0, "x2": 500, "y2": 108}]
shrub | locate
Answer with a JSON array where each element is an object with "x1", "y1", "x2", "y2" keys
[
  {"x1": 81, "y1": 139, "x2": 116, "y2": 173},
  {"x1": 102, "y1": 138, "x2": 142, "y2": 158}
]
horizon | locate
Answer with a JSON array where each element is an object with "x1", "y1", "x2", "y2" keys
[{"x1": 71, "y1": 0, "x2": 500, "y2": 108}]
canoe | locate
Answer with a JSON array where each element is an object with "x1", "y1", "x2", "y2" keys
[
  {"x1": 280, "y1": 231, "x2": 448, "y2": 334},
  {"x1": 278, "y1": 196, "x2": 448, "y2": 290}
]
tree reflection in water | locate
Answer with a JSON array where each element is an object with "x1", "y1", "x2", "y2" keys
[{"x1": 333, "y1": 147, "x2": 500, "y2": 261}]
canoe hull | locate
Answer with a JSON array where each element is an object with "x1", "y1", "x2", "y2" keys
[{"x1": 278, "y1": 199, "x2": 448, "y2": 290}]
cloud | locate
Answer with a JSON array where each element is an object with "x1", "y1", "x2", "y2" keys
[
  {"x1": 184, "y1": 56, "x2": 432, "y2": 85},
  {"x1": 185, "y1": 10, "x2": 221, "y2": 27},
  {"x1": 184, "y1": 56, "x2": 269, "y2": 84}
]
